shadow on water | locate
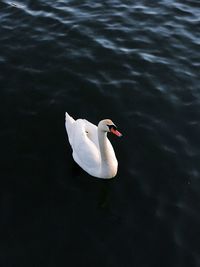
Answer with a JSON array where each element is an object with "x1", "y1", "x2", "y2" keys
[{"x1": 69, "y1": 159, "x2": 115, "y2": 211}]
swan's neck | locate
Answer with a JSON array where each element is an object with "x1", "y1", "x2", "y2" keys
[
  {"x1": 98, "y1": 130, "x2": 109, "y2": 162},
  {"x1": 98, "y1": 130, "x2": 113, "y2": 173},
  {"x1": 98, "y1": 129, "x2": 117, "y2": 178}
]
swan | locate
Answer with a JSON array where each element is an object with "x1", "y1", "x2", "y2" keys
[{"x1": 65, "y1": 112, "x2": 122, "y2": 179}]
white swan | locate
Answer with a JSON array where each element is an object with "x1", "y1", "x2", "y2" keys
[{"x1": 65, "y1": 112, "x2": 122, "y2": 179}]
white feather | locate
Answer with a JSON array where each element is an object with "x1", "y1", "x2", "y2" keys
[{"x1": 65, "y1": 112, "x2": 120, "y2": 179}]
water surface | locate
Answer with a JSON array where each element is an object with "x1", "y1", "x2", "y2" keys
[{"x1": 0, "y1": 0, "x2": 200, "y2": 266}]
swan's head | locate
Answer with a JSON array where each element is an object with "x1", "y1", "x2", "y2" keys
[{"x1": 98, "y1": 119, "x2": 122, "y2": 137}]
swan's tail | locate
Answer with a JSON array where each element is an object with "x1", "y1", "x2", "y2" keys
[{"x1": 65, "y1": 112, "x2": 75, "y2": 145}]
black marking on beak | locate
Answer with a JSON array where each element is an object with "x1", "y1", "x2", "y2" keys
[{"x1": 107, "y1": 124, "x2": 117, "y2": 131}]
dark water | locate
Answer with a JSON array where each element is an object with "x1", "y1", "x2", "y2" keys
[{"x1": 1, "y1": 0, "x2": 200, "y2": 266}]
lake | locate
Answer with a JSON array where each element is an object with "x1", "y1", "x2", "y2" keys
[{"x1": 0, "y1": 0, "x2": 200, "y2": 266}]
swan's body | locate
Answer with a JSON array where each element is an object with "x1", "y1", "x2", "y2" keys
[{"x1": 65, "y1": 112, "x2": 122, "y2": 179}]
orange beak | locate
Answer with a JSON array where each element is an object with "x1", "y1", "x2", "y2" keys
[{"x1": 110, "y1": 128, "x2": 122, "y2": 137}]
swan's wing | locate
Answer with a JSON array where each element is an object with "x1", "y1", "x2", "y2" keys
[
  {"x1": 72, "y1": 119, "x2": 100, "y2": 172},
  {"x1": 65, "y1": 112, "x2": 75, "y2": 146},
  {"x1": 83, "y1": 119, "x2": 99, "y2": 149}
]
